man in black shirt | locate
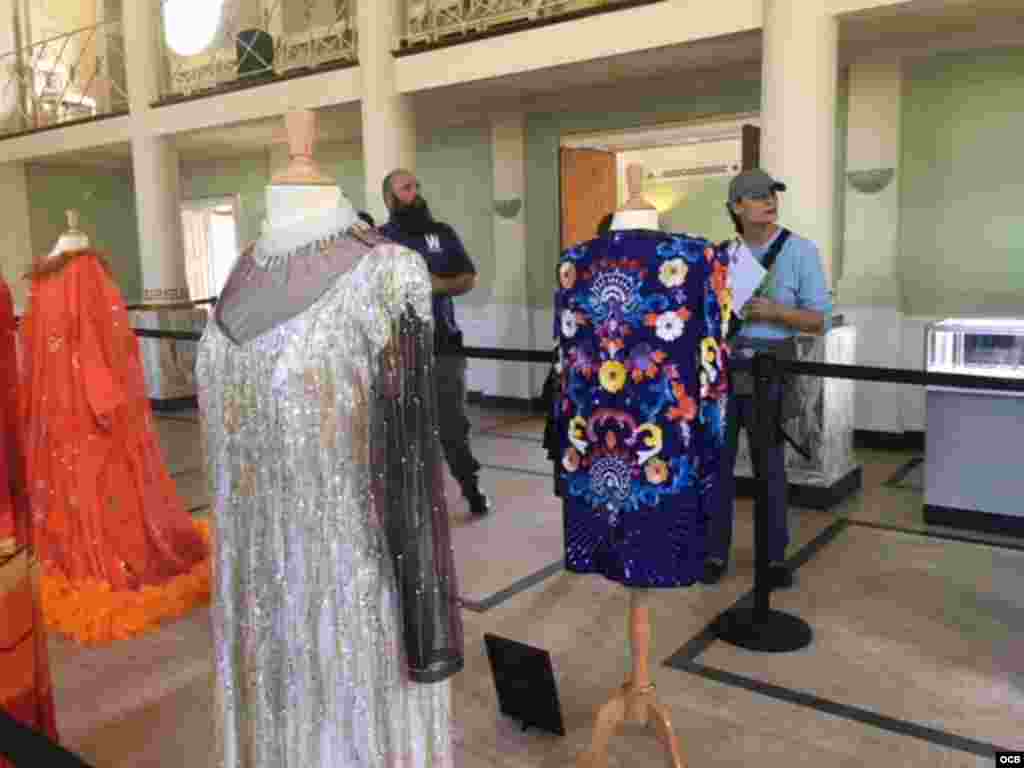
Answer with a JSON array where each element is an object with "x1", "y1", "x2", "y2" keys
[{"x1": 380, "y1": 169, "x2": 491, "y2": 517}]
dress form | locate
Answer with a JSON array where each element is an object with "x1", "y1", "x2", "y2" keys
[
  {"x1": 577, "y1": 162, "x2": 686, "y2": 768},
  {"x1": 263, "y1": 109, "x2": 344, "y2": 234},
  {"x1": 610, "y1": 163, "x2": 660, "y2": 232},
  {"x1": 47, "y1": 209, "x2": 90, "y2": 260}
]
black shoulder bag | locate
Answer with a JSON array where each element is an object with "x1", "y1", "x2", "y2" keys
[{"x1": 723, "y1": 230, "x2": 811, "y2": 460}]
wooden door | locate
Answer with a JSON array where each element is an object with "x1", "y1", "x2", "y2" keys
[
  {"x1": 741, "y1": 124, "x2": 761, "y2": 171},
  {"x1": 560, "y1": 147, "x2": 618, "y2": 250}
]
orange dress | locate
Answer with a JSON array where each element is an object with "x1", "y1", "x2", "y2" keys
[
  {"x1": 1, "y1": 278, "x2": 59, "y2": 764},
  {"x1": 19, "y1": 250, "x2": 210, "y2": 646}
]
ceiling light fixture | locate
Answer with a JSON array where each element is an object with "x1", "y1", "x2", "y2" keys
[{"x1": 163, "y1": 0, "x2": 225, "y2": 57}]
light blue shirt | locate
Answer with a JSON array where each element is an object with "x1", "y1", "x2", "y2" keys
[{"x1": 738, "y1": 228, "x2": 833, "y2": 341}]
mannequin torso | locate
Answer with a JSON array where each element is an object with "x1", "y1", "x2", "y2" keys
[
  {"x1": 263, "y1": 184, "x2": 345, "y2": 235},
  {"x1": 610, "y1": 208, "x2": 659, "y2": 232}
]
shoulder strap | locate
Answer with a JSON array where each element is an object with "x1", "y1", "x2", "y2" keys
[
  {"x1": 761, "y1": 228, "x2": 791, "y2": 273},
  {"x1": 724, "y1": 229, "x2": 791, "y2": 342}
]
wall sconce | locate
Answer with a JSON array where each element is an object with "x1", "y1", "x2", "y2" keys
[
  {"x1": 846, "y1": 168, "x2": 895, "y2": 195},
  {"x1": 494, "y1": 198, "x2": 522, "y2": 219}
]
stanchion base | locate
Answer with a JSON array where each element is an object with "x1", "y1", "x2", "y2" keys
[{"x1": 712, "y1": 607, "x2": 813, "y2": 653}]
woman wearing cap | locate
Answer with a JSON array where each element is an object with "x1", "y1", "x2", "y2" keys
[{"x1": 703, "y1": 169, "x2": 832, "y2": 589}]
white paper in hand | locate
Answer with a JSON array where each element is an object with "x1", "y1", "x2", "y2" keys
[{"x1": 727, "y1": 241, "x2": 767, "y2": 317}]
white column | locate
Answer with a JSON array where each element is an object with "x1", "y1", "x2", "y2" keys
[
  {"x1": 358, "y1": 0, "x2": 416, "y2": 224},
  {"x1": 131, "y1": 135, "x2": 188, "y2": 303},
  {"x1": 120, "y1": 0, "x2": 165, "y2": 112},
  {"x1": 837, "y1": 58, "x2": 911, "y2": 433},
  {"x1": 760, "y1": 0, "x2": 838, "y2": 286},
  {"x1": 0, "y1": 162, "x2": 35, "y2": 312}
]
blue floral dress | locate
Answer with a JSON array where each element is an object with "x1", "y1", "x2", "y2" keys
[{"x1": 553, "y1": 229, "x2": 731, "y2": 588}]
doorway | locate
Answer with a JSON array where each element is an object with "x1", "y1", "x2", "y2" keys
[
  {"x1": 558, "y1": 115, "x2": 760, "y2": 250},
  {"x1": 181, "y1": 195, "x2": 241, "y2": 301}
]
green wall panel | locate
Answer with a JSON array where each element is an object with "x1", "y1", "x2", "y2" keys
[
  {"x1": 26, "y1": 164, "x2": 142, "y2": 303},
  {"x1": 316, "y1": 142, "x2": 367, "y2": 213},
  {"x1": 414, "y1": 122, "x2": 495, "y2": 308},
  {"x1": 900, "y1": 47, "x2": 1024, "y2": 316},
  {"x1": 659, "y1": 176, "x2": 735, "y2": 244}
]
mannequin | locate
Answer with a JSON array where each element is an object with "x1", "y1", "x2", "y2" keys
[
  {"x1": 47, "y1": 209, "x2": 90, "y2": 260},
  {"x1": 557, "y1": 162, "x2": 732, "y2": 767},
  {"x1": 575, "y1": 163, "x2": 685, "y2": 768},
  {"x1": 199, "y1": 109, "x2": 461, "y2": 768},
  {"x1": 19, "y1": 210, "x2": 211, "y2": 646}
]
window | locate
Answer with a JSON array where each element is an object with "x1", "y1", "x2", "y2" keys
[{"x1": 181, "y1": 197, "x2": 240, "y2": 301}]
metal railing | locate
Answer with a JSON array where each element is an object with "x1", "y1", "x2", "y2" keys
[
  {"x1": 396, "y1": 0, "x2": 637, "y2": 48},
  {"x1": 0, "y1": 19, "x2": 128, "y2": 139},
  {"x1": 161, "y1": 0, "x2": 358, "y2": 101}
]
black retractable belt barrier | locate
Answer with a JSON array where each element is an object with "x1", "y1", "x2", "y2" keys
[
  {"x1": 132, "y1": 328, "x2": 204, "y2": 342},
  {"x1": 712, "y1": 352, "x2": 813, "y2": 653}
]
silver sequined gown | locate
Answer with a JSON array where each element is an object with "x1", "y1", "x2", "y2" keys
[{"x1": 196, "y1": 238, "x2": 454, "y2": 768}]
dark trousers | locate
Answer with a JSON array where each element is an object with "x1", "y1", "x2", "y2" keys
[
  {"x1": 434, "y1": 354, "x2": 481, "y2": 495},
  {"x1": 709, "y1": 378, "x2": 790, "y2": 565}
]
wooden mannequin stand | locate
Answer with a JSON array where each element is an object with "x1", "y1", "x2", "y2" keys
[
  {"x1": 577, "y1": 162, "x2": 686, "y2": 768},
  {"x1": 577, "y1": 590, "x2": 686, "y2": 768}
]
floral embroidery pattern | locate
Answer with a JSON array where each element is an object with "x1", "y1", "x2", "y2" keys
[{"x1": 554, "y1": 231, "x2": 731, "y2": 587}]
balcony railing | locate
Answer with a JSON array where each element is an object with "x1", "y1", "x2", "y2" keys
[
  {"x1": 160, "y1": 0, "x2": 358, "y2": 102},
  {"x1": 396, "y1": 0, "x2": 642, "y2": 49},
  {"x1": 0, "y1": 19, "x2": 128, "y2": 139}
]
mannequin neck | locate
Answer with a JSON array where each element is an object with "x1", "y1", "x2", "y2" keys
[
  {"x1": 48, "y1": 231, "x2": 90, "y2": 260},
  {"x1": 263, "y1": 184, "x2": 344, "y2": 234},
  {"x1": 610, "y1": 208, "x2": 660, "y2": 232}
]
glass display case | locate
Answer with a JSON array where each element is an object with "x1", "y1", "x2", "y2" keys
[
  {"x1": 924, "y1": 317, "x2": 1024, "y2": 536},
  {"x1": 734, "y1": 321, "x2": 861, "y2": 509},
  {"x1": 926, "y1": 317, "x2": 1024, "y2": 383}
]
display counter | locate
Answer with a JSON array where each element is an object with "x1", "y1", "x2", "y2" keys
[
  {"x1": 924, "y1": 317, "x2": 1024, "y2": 536},
  {"x1": 129, "y1": 306, "x2": 208, "y2": 408},
  {"x1": 734, "y1": 321, "x2": 861, "y2": 509}
]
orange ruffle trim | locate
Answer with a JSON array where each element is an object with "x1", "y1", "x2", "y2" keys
[{"x1": 40, "y1": 519, "x2": 212, "y2": 646}]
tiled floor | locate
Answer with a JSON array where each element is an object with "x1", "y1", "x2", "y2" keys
[{"x1": 46, "y1": 404, "x2": 1023, "y2": 767}]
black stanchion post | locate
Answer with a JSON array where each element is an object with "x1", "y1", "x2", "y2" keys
[
  {"x1": 752, "y1": 351, "x2": 775, "y2": 620},
  {"x1": 712, "y1": 352, "x2": 813, "y2": 653}
]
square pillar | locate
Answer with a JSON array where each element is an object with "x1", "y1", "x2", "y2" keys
[
  {"x1": 0, "y1": 162, "x2": 34, "y2": 312},
  {"x1": 761, "y1": 0, "x2": 838, "y2": 286},
  {"x1": 358, "y1": 0, "x2": 416, "y2": 223}
]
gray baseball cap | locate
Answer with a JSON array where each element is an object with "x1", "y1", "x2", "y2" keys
[{"x1": 728, "y1": 169, "x2": 787, "y2": 203}]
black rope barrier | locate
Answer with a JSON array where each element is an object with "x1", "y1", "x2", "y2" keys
[
  {"x1": 118, "y1": 331, "x2": 1024, "y2": 395},
  {"x1": 124, "y1": 297, "x2": 217, "y2": 312},
  {"x1": 132, "y1": 328, "x2": 205, "y2": 341},
  {"x1": 774, "y1": 358, "x2": 1024, "y2": 394},
  {"x1": 461, "y1": 346, "x2": 553, "y2": 364}
]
